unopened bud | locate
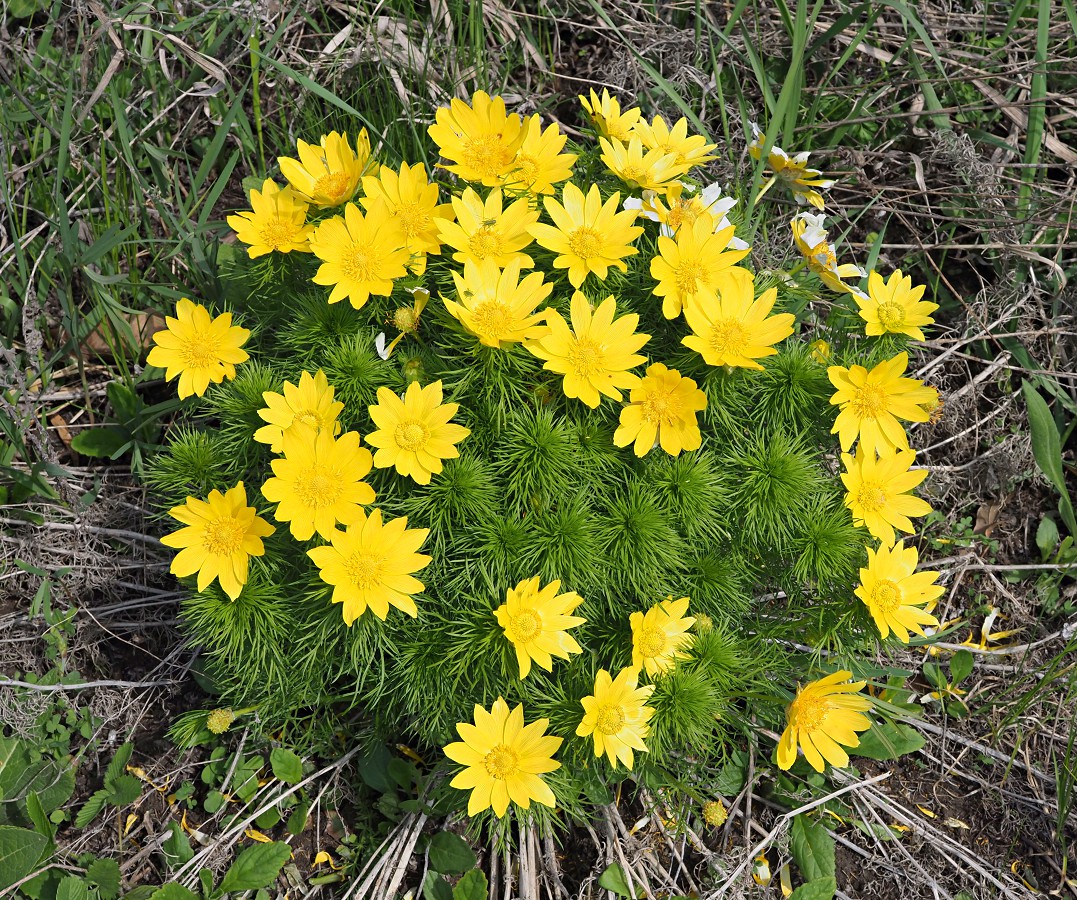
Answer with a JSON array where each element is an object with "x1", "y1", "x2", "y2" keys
[{"x1": 694, "y1": 614, "x2": 713, "y2": 635}]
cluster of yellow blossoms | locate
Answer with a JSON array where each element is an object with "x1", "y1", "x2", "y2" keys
[{"x1": 149, "y1": 86, "x2": 948, "y2": 802}]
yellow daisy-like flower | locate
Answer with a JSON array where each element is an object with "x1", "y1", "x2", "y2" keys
[
  {"x1": 577, "y1": 667, "x2": 656, "y2": 770},
  {"x1": 254, "y1": 370, "x2": 343, "y2": 454},
  {"x1": 840, "y1": 445, "x2": 931, "y2": 545},
  {"x1": 445, "y1": 258, "x2": 552, "y2": 348},
  {"x1": 626, "y1": 183, "x2": 747, "y2": 244},
  {"x1": 613, "y1": 363, "x2": 707, "y2": 457},
  {"x1": 366, "y1": 380, "x2": 471, "y2": 485},
  {"x1": 529, "y1": 182, "x2": 643, "y2": 288},
  {"x1": 651, "y1": 215, "x2": 752, "y2": 318},
  {"x1": 855, "y1": 270, "x2": 939, "y2": 341},
  {"x1": 748, "y1": 123, "x2": 835, "y2": 209},
  {"x1": 494, "y1": 576, "x2": 585, "y2": 679},
  {"x1": 428, "y1": 90, "x2": 525, "y2": 186},
  {"x1": 682, "y1": 268, "x2": 795, "y2": 369},
  {"x1": 503, "y1": 114, "x2": 577, "y2": 196},
  {"x1": 146, "y1": 298, "x2": 250, "y2": 399},
  {"x1": 855, "y1": 541, "x2": 942, "y2": 643},
  {"x1": 629, "y1": 596, "x2": 696, "y2": 677},
  {"x1": 226, "y1": 179, "x2": 314, "y2": 258},
  {"x1": 579, "y1": 88, "x2": 642, "y2": 142},
  {"x1": 360, "y1": 162, "x2": 454, "y2": 273},
  {"x1": 791, "y1": 213, "x2": 864, "y2": 295},
  {"x1": 632, "y1": 115, "x2": 717, "y2": 172},
  {"x1": 277, "y1": 130, "x2": 371, "y2": 208},
  {"x1": 261, "y1": 428, "x2": 375, "y2": 541},
  {"x1": 828, "y1": 352, "x2": 937, "y2": 454},
  {"x1": 307, "y1": 508, "x2": 431, "y2": 625},
  {"x1": 160, "y1": 482, "x2": 273, "y2": 601},
  {"x1": 776, "y1": 671, "x2": 872, "y2": 772},
  {"x1": 598, "y1": 136, "x2": 685, "y2": 191},
  {"x1": 526, "y1": 292, "x2": 649, "y2": 409},
  {"x1": 444, "y1": 698, "x2": 562, "y2": 818},
  {"x1": 435, "y1": 187, "x2": 538, "y2": 269}
]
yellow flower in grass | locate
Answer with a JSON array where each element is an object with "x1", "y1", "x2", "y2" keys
[
  {"x1": 161, "y1": 482, "x2": 273, "y2": 600},
  {"x1": 630, "y1": 596, "x2": 695, "y2": 677},
  {"x1": 366, "y1": 380, "x2": 471, "y2": 485},
  {"x1": 254, "y1": 370, "x2": 343, "y2": 454},
  {"x1": 428, "y1": 90, "x2": 525, "y2": 186},
  {"x1": 360, "y1": 162, "x2": 453, "y2": 274},
  {"x1": 748, "y1": 123, "x2": 835, "y2": 209},
  {"x1": 494, "y1": 576, "x2": 585, "y2": 679},
  {"x1": 503, "y1": 115, "x2": 577, "y2": 196},
  {"x1": 632, "y1": 115, "x2": 717, "y2": 171},
  {"x1": 599, "y1": 136, "x2": 684, "y2": 191},
  {"x1": 841, "y1": 445, "x2": 931, "y2": 545},
  {"x1": 278, "y1": 130, "x2": 370, "y2": 207},
  {"x1": 307, "y1": 508, "x2": 430, "y2": 625},
  {"x1": 436, "y1": 187, "x2": 538, "y2": 268},
  {"x1": 445, "y1": 698, "x2": 562, "y2": 818},
  {"x1": 855, "y1": 541, "x2": 942, "y2": 643},
  {"x1": 226, "y1": 180, "x2": 314, "y2": 258},
  {"x1": 526, "y1": 293, "x2": 649, "y2": 409},
  {"x1": 682, "y1": 268, "x2": 795, "y2": 369},
  {"x1": 651, "y1": 215, "x2": 752, "y2": 318},
  {"x1": 856, "y1": 270, "x2": 939, "y2": 341},
  {"x1": 613, "y1": 363, "x2": 706, "y2": 457},
  {"x1": 579, "y1": 88, "x2": 642, "y2": 142},
  {"x1": 828, "y1": 352, "x2": 937, "y2": 454},
  {"x1": 309, "y1": 201, "x2": 409, "y2": 310},
  {"x1": 147, "y1": 298, "x2": 250, "y2": 399},
  {"x1": 776, "y1": 671, "x2": 872, "y2": 772},
  {"x1": 626, "y1": 183, "x2": 747, "y2": 245},
  {"x1": 261, "y1": 429, "x2": 375, "y2": 541},
  {"x1": 445, "y1": 258, "x2": 552, "y2": 348},
  {"x1": 529, "y1": 182, "x2": 643, "y2": 288},
  {"x1": 577, "y1": 667, "x2": 656, "y2": 770},
  {"x1": 791, "y1": 213, "x2": 864, "y2": 295}
]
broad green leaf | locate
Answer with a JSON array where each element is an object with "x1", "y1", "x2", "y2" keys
[
  {"x1": 356, "y1": 744, "x2": 392, "y2": 792},
  {"x1": 216, "y1": 841, "x2": 291, "y2": 894},
  {"x1": 56, "y1": 875, "x2": 89, "y2": 900},
  {"x1": 104, "y1": 744, "x2": 134, "y2": 790},
  {"x1": 597, "y1": 863, "x2": 642, "y2": 898},
  {"x1": 70, "y1": 426, "x2": 130, "y2": 459},
  {"x1": 950, "y1": 650, "x2": 974, "y2": 684},
  {"x1": 428, "y1": 832, "x2": 476, "y2": 875},
  {"x1": 713, "y1": 751, "x2": 749, "y2": 795},
  {"x1": 285, "y1": 799, "x2": 309, "y2": 836},
  {"x1": 162, "y1": 823, "x2": 194, "y2": 869},
  {"x1": 0, "y1": 825, "x2": 48, "y2": 890},
  {"x1": 24, "y1": 793, "x2": 54, "y2": 845},
  {"x1": 107, "y1": 775, "x2": 142, "y2": 807},
  {"x1": 86, "y1": 858, "x2": 121, "y2": 900},
  {"x1": 74, "y1": 791, "x2": 110, "y2": 829},
  {"x1": 0, "y1": 739, "x2": 31, "y2": 800},
  {"x1": 790, "y1": 875, "x2": 837, "y2": 900},
  {"x1": 422, "y1": 871, "x2": 453, "y2": 900},
  {"x1": 854, "y1": 721, "x2": 925, "y2": 760},
  {"x1": 1037, "y1": 516, "x2": 1060, "y2": 559},
  {"x1": 790, "y1": 815, "x2": 835, "y2": 882},
  {"x1": 1023, "y1": 381, "x2": 1077, "y2": 534},
  {"x1": 148, "y1": 884, "x2": 199, "y2": 900},
  {"x1": 269, "y1": 749, "x2": 303, "y2": 785},
  {"x1": 453, "y1": 870, "x2": 488, "y2": 900}
]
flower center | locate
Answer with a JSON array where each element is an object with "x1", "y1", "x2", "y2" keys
[
  {"x1": 567, "y1": 226, "x2": 602, "y2": 261},
  {"x1": 462, "y1": 135, "x2": 513, "y2": 180},
  {"x1": 641, "y1": 389, "x2": 676, "y2": 425},
  {"x1": 180, "y1": 332, "x2": 222, "y2": 369},
  {"x1": 709, "y1": 318, "x2": 749, "y2": 355},
  {"x1": 395, "y1": 202, "x2": 430, "y2": 238},
  {"x1": 618, "y1": 163, "x2": 646, "y2": 185},
  {"x1": 313, "y1": 171, "x2": 353, "y2": 203},
  {"x1": 637, "y1": 626, "x2": 666, "y2": 659},
  {"x1": 810, "y1": 245, "x2": 838, "y2": 272},
  {"x1": 870, "y1": 579, "x2": 901, "y2": 613},
  {"x1": 259, "y1": 217, "x2": 299, "y2": 250},
  {"x1": 568, "y1": 338, "x2": 604, "y2": 377},
  {"x1": 203, "y1": 517, "x2": 245, "y2": 556},
  {"x1": 512, "y1": 154, "x2": 540, "y2": 186},
  {"x1": 468, "y1": 226, "x2": 505, "y2": 260},
  {"x1": 508, "y1": 609, "x2": 541, "y2": 643},
  {"x1": 675, "y1": 259, "x2": 707, "y2": 296},
  {"x1": 877, "y1": 302, "x2": 906, "y2": 328},
  {"x1": 345, "y1": 551, "x2": 386, "y2": 588},
  {"x1": 471, "y1": 301, "x2": 513, "y2": 339},
  {"x1": 341, "y1": 243, "x2": 377, "y2": 282},
  {"x1": 851, "y1": 383, "x2": 887, "y2": 419},
  {"x1": 483, "y1": 744, "x2": 519, "y2": 780},
  {"x1": 854, "y1": 481, "x2": 887, "y2": 512},
  {"x1": 666, "y1": 201, "x2": 698, "y2": 232},
  {"x1": 393, "y1": 307, "x2": 418, "y2": 332},
  {"x1": 394, "y1": 420, "x2": 428, "y2": 451},
  {"x1": 595, "y1": 704, "x2": 626, "y2": 735},
  {"x1": 296, "y1": 465, "x2": 343, "y2": 508},
  {"x1": 292, "y1": 409, "x2": 323, "y2": 429},
  {"x1": 790, "y1": 692, "x2": 828, "y2": 731}
]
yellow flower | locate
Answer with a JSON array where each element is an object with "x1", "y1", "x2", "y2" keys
[
  {"x1": 776, "y1": 671, "x2": 872, "y2": 772},
  {"x1": 650, "y1": 215, "x2": 752, "y2": 318},
  {"x1": 160, "y1": 482, "x2": 274, "y2": 600},
  {"x1": 444, "y1": 698, "x2": 562, "y2": 818},
  {"x1": 309, "y1": 200, "x2": 410, "y2": 310},
  {"x1": 599, "y1": 135, "x2": 685, "y2": 191},
  {"x1": 579, "y1": 88, "x2": 642, "y2": 142},
  {"x1": 682, "y1": 268, "x2": 795, "y2": 369},
  {"x1": 526, "y1": 292, "x2": 649, "y2": 409},
  {"x1": 626, "y1": 183, "x2": 746, "y2": 243},
  {"x1": 855, "y1": 541, "x2": 942, "y2": 642},
  {"x1": 791, "y1": 213, "x2": 864, "y2": 295},
  {"x1": 613, "y1": 363, "x2": 706, "y2": 457},
  {"x1": 261, "y1": 428, "x2": 375, "y2": 541},
  {"x1": 254, "y1": 370, "x2": 343, "y2": 454},
  {"x1": 360, "y1": 162, "x2": 454, "y2": 273},
  {"x1": 226, "y1": 179, "x2": 314, "y2": 258},
  {"x1": 810, "y1": 339, "x2": 831, "y2": 364},
  {"x1": 748, "y1": 123, "x2": 835, "y2": 209},
  {"x1": 494, "y1": 576, "x2": 585, "y2": 679},
  {"x1": 428, "y1": 90, "x2": 525, "y2": 186},
  {"x1": 632, "y1": 115, "x2": 717, "y2": 171},
  {"x1": 503, "y1": 115, "x2": 577, "y2": 196},
  {"x1": 278, "y1": 130, "x2": 371, "y2": 207},
  {"x1": 435, "y1": 187, "x2": 538, "y2": 268},
  {"x1": 377, "y1": 287, "x2": 430, "y2": 359},
  {"x1": 529, "y1": 182, "x2": 643, "y2": 288},
  {"x1": 146, "y1": 298, "x2": 250, "y2": 399},
  {"x1": 855, "y1": 270, "x2": 938, "y2": 341},
  {"x1": 577, "y1": 667, "x2": 656, "y2": 770},
  {"x1": 828, "y1": 352, "x2": 937, "y2": 454},
  {"x1": 445, "y1": 258, "x2": 552, "y2": 348},
  {"x1": 307, "y1": 508, "x2": 430, "y2": 625},
  {"x1": 630, "y1": 596, "x2": 695, "y2": 677},
  {"x1": 840, "y1": 445, "x2": 931, "y2": 545},
  {"x1": 365, "y1": 380, "x2": 471, "y2": 485}
]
